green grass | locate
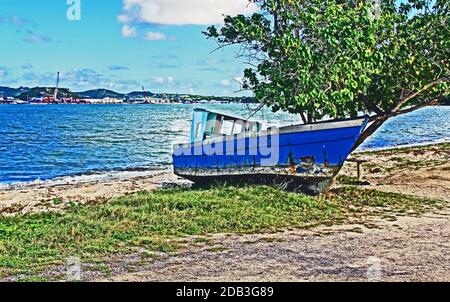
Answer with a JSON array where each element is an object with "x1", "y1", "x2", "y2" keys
[
  {"x1": 351, "y1": 142, "x2": 450, "y2": 174},
  {"x1": 0, "y1": 185, "x2": 445, "y2": 280},
  {"x1": 357, "y1": 142, "x2": 450, "y2": 156},
  {"x1": 52, "y1": 198, "x2": 63, "y2": 206},
  {"x1": 336, "y1": 175, "x2": 369, "y2": 186},
  {"x1": 329, "y1": 187, "x2": 444, "y2": 215}
]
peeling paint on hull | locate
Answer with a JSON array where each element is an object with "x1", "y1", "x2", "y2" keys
[{"x1": 175, "y1": 165, "x2": 340, "y2": 194}]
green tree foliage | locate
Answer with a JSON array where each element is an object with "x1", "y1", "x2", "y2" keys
[{"x1": 205, "y1": 0, "x2": 449, "y2": 146}]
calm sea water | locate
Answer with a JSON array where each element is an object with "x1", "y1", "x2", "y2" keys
[{"x1": 0, "y1": 104, "x2": 449, "y2": 184}]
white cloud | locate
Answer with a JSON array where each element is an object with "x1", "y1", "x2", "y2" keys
[
  {"x1": 151, "y1": 76, "x2": 174, "y2": 84},
  {"x1": 0, "y1": 67, "x2": 10, "y2": 78},
  {"x1": 21, "y1": 63, "x2": 33, "y2": 69},
  {"x1": 23, "y1": 33, "x2": 52, "y2": 43},
  {"x1": 0, "y1": 15, "x2": 31, "y2": 27},
  {"x1": 21, "y1": 69, "x2": 141, "y2": 92},
  {"x1": 220, "y1": 79, "x2": 231, "y2": 86},
  {"x1": 145, "y1": 31, "x2": 169, "y2": 41},
  {"x1": 121, "y1": 25, "x2": 137, "y2": 38},
  {"x1": 117, "y1": 14, "x2": 130, "y2": 23},
  {"x1": 119, "y1": 0, "x2": 258, "y2": 26}
]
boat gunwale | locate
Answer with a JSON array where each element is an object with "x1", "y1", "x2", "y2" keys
[
  {"x1": 173, "y1": 117, "x2": 368, "y2": 150},
  {"x1": 193, "y1": 107, "x2": 260, "y2": 124}
]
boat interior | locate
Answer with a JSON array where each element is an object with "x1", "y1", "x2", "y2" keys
[{"x1": 190, "y1": 108, "x2": 262, "y2": 143}]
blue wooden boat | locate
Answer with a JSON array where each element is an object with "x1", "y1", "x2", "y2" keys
[{"x1": 173, "y1": 108, "x2": 368, "y2": 194}]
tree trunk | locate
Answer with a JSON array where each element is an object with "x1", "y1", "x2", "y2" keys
[
  {"x1": 323, "y1": 117, "x2": 387, "y2": 194},
  {"x1": 274, "y1": 0, "x2": 281, "y2": 32},
  {"x1": 299, "y1": 112, "x2": 307, "y2": 124},
  {"x1": 351, "y1": 118, "x2": 387, "y2": 152}
]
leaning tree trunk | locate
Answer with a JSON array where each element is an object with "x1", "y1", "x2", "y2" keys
[
  {"x1": 350, "y1": 118, "x2": 388, "y2": 152},
  {"x1": 323, "y1": 118, "x2": 387, "y2": 195}
]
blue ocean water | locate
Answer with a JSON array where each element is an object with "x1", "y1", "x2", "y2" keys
[{"x1": 0, "y1": 104, "x2": 449, "y2": 184}]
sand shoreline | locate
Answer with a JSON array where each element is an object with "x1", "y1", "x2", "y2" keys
[
  {"x1": 1, "y1": 142, "x2": 449, "y2": 216},
  {"x1": 2, "y1": 139, "x2": 448, "y2": 189},
  {"x1": 0, "y1": 168, "x2": 188, "y2": 216},
  {"x1": 341, "y1": 142, "x2": 450, "y2": 202},
  {"x1": 0, "y1": 167, "x2": 173, "y2": 191}
]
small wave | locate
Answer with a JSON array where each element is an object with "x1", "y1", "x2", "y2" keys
[{"x1": 0, "y1": 167, "x2": 172, "y2": 190}]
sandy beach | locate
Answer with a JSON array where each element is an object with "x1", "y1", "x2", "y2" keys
[
  {"x1": 1, "y1": 143, "x2": 449, "y2": 217},
  {"x1": 99, "y1": 143, "x2": 449, "y2": 282},
  {"x1": 97, "y1": 207, "x2": 450, "y2": 282},
  {"x1": 341, "y1": 143, "x2": 450, "y2": 202},
  {"x1": 0, "y1": 169, "x2": 189, "y2": 216}
]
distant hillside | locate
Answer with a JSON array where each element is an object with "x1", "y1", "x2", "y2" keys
[
  {"x1": 76, "y1": 89, "x2": 125, "y2": 99},
  {"x1": 0, "y1": 86, "x2": 29, "y2": 98},
  {"x1": 17, "y1": 87, "x2": 78, "y2": 100},
  {"x1": 126, "y1": 91, "x2": 154, "y2": 99},
  {"x1": 1, "y1": 85, "x2": 255, "y2": 103}
]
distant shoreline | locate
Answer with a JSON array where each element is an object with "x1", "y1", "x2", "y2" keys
[
  {"x1": 0, "y1": 101, "x2": 234, "y2": 105},
  {"x1": 2, "y1": 102, "x2": 449, "y2": 106},
  {"x1": 0, "y1": 86, "x2": 255, "y2": 105}
]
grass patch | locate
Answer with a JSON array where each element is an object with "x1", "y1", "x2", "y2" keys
[
  {"x1": 384, "y1": 159, "x2": 447, "y2": 173},
  {"x1": 52, "y1": 198, "x2": 63, "y2": 206},
  {"x1": 207, "y1": 247, "x2": 228, "y2": 253},
  {"x1": 358, "y1": 142, "x2": 450, "y2": 156},
  {"x1": 84, "y1": 263, "x2": 112, "y2": 276},
  {"x1": 328, "y1": 186, "x2": 444, "y2": 216},
  {"x1": 0, "y1": 185, "x2": 445, "y2": 280},
  {"x1": 336, "y1": 175, "x2": 369, "y2": 186},
  {"x1": 259, "y1": 237, "x2": 285, "y2": 243},
  {"x1": 351, "y1": 143, "x2": 450, "y2": 174},
  {"x1": 193, "y1": 237, "x2": 212, "y2": 244}
]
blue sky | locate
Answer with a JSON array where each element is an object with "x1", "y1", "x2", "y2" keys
[{"x1": 0, "y1": 0, "x2": 258, "y2": 95}]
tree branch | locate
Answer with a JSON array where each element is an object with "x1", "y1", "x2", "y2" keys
[
  {"x1": 354, "y1": 97, "x2": 441, "y2": 151},
  {"x1": 391, "y1": 78, "x2": 448, "y2": 112},
  {"x1": 391, "y1": 98, "x2": 440, "y2": 116},
  {"x1": 299, "y1": 112, "x2": 307, "y2": 124},
  {"x1": 370, "y1": 97, "x2": 440, "y2": 122},
  {"x1": 359, "y1": 97, "x2": 384, "y2": 116}
]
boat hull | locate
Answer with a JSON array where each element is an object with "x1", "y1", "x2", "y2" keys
[
  {"x1": 173, "y1": 118, "x2": 368, "y2": 194},
  {"x1": 175, "y1": 173, "x2": 336, "y2": 194}
]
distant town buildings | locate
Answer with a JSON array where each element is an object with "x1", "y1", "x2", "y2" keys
[
  {"x1": 83, "y1": 97, "x2": 124, "y2": 104},
  {"x1": 0, "y1": 95, "x2": 233, "y2": 105},
  {"x1": 1, "y1": 87, "x2": 245, "y2": 105}
]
